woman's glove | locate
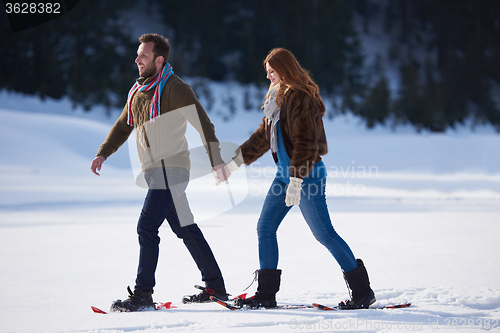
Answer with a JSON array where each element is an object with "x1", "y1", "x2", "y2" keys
[{"x1": 285, "y1": 177, "x2": 303, "y2": 206}]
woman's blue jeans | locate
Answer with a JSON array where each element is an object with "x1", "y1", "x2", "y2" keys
[
  {"x1": 257, "y1": 177, "x2": 358, "y2": 273},
  {"x1": 135, "y1": 166, "x2": 225, "y2": 292}
]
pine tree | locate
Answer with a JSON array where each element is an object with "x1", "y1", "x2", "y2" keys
[
  {"x1": 0, "y1": 0, "x2": 136, "y2": 110},
  {"x1": 361, "y1": 76, "x2": 391, "y2": 128}
]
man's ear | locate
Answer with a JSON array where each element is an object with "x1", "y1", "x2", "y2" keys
[{"x1": 156, "y1": 56, "x2": 165, "y2": 66}]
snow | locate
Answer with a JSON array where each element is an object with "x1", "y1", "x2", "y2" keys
[{"x1": 1, "y1": 88, "x2": 500, "y2": 333}]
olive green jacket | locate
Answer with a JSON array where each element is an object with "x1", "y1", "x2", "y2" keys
[{"x1": 96, "y1": 74, "x2": 223, "y2": 172}]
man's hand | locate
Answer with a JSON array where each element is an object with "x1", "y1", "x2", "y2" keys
[
  {"x1": 212, "y1": 163, "x2": 231, "y2": 185},
  {"x1": 90, "y1": 156, "x2": 105, "y2": 176}
]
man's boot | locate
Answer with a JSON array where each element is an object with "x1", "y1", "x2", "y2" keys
[
  {"x1": 111, "y1": 286, "x2": 155, "y2": 312},
  {"x1": 182, "y1": 284, "x2": 229, "y2": 303}
]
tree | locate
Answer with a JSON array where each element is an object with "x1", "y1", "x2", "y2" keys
[
  {"x1": 156, "y1": 0, "x2": 365, "y2": 115},
  {"x1": 0, "y1": 0, "x2": 137, "y2": 110},
  {"x1": 383, "y1": 0, "x2": 500, "y2": 131}
]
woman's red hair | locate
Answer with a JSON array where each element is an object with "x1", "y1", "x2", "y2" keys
[{"x1": 264, "y1": 48, "x2": 325, "y2": 115}]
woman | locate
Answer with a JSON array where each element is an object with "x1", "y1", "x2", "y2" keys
[{"x1": 223, "y1": 48, "x2": 375, "y2": 309}]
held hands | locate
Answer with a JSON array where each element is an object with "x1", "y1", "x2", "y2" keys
[
  {"x1": 212, "y1": 160, "x2": 239, "y2": 185},
  {"x1": 285, "y1": 177, "x2": 303, "y2": 206}
]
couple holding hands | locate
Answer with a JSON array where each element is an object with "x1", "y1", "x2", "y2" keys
[{"x1": 90, "y1": 33, "x2": 375, "y2": 312}]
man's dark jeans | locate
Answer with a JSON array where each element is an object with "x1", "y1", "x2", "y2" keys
[{"x1": 134, "y1": 166, "x2": 225, "y2": 293}]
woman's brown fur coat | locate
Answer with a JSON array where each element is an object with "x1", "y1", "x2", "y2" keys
[{"x1": 236, "y1": 89, "x2": 328, "y2": 179}]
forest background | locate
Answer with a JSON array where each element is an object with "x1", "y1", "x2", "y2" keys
[{"x1": 1, "y1": 0, "x2": 500, "y2": 132}]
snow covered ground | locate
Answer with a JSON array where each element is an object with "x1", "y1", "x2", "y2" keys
[{"x1": 1, "y1": 90, "x2": 500, "y2": 333}]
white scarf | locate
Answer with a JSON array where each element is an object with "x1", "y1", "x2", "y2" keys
[{"x1": 263, "y1": 85, "x2": 281, "y2": 153}]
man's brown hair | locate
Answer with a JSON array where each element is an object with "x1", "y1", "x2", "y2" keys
[{"x1": 139, "y1": 33, "x2": 170, "y2": 65}]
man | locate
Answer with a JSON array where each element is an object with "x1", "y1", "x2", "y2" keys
[{"x1": 90, "y1": 33, "x2": 230, "y2": 312}]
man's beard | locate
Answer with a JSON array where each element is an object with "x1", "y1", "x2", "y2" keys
[{"x1": 139, "y1": 62, "x2": 157, "y2": 78}]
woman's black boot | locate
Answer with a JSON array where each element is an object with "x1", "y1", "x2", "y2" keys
[
  {"x1": 240, "y1": 269, "x2": 282, "y2": 308},
  {"x1": 339, "y1": 259, "x2": 376, "y2": 309}
]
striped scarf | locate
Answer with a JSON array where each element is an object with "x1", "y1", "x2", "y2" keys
[{"x1": 126, "y1": 63, "x2": 174, "y2": 126}]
